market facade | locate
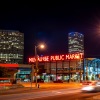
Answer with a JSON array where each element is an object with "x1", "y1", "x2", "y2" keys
[{"x1": 1, "y1": 53, "x2": 100, "y2": 82}]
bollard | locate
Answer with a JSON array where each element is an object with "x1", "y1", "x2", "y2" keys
[{"x1": 37, "y1": 84, "x2": 40, "y2": 88}]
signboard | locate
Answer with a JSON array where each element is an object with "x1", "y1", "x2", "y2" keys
[{"x1": 28, "y1": 53, "x2": 84, "y2": 63}]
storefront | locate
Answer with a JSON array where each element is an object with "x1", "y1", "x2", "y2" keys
[
  {"x1": 29, "y1": 53, "x2": 84, "y2": 82},
  {"x1": 1, "y1": 53, "x2": 100, "y2": 82},
  {"x1": 84, "y1": 58, "x2": 100, "y2": 81},
  {"x1": 0, "y1": 64, "x2": 31, "y2": 81}
]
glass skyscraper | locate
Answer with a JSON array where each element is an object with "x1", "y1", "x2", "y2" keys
[
  {"x1": 68, "y1": 32, "x2": 84, "y2": 53},
  {"x1": 0, "y1": 30, "x2": 24, "y2": 63}
]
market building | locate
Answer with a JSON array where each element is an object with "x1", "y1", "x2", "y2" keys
[{"x1": 1, "y1": 53, "x2": 100, "y2": 82}]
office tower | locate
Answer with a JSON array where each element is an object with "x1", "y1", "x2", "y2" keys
[
  {"x1": 68, "y1": 32, "x2": 84, "y2": 53},
  {"x1": 0, "y1": 30, "x2": 24, "y2": 63}
]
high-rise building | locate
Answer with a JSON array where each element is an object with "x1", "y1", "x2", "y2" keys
[
  {"x1": 0, "y1": 30, "x2": 24, "y2": 63},
  {"x1": 68, "y1": 32, "x2": 84, "y2": 53}
]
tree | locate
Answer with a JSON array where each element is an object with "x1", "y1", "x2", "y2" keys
[{"x1": 37, "y1": 65, "x2": 45, "y2": 74}]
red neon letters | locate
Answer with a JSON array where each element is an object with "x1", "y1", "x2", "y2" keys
[
  {"x1": 28, "y1": 53, "x2": 84, "y2": 63},
  {"x1": 50, "y1": 55, "x2": 65, "y2": 61}
]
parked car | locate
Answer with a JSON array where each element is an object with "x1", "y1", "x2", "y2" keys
[
  {"x1": 53, "y1": 80, "x2": 63, "y2": 83},
  {"x1": 33, "y1": 79, "x2": 44, "y2": 83},
  {"x1": 23, "y1": 79, "x2": 30, "y2": 82},
  {"x1": 81, "y1": 81, "x2": 100, "y2": 92},
  {"x1": 80, "y1": 80, "x2": 96, "y2": 86},
  {"x1": 37, "y1": 79, "x2": 44, "y2": 83}
]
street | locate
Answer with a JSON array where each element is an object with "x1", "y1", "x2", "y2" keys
[
  {"x1": 31, "y1": 92, "x2": 100, "y2": 100},
  {"x1": 1, "y1": 87, "x2": 100, "y2": 100}
]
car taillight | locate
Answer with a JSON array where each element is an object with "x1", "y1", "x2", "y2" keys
[{"x1": 89, "y1": 83, "x2": 95, "y2": 86}]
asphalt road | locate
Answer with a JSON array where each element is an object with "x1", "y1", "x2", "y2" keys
[
  {"x1": 31, "y1": 92, "x2": 100, "y2": 100},
  {"x1": 1, "y1": 88, "x2": 100, "y2": 100}
]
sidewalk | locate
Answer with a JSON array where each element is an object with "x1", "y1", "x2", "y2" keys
[
  {"x1": 0, "y1": 82, "x2": 82, "y2": 95},
  {"x1": 20, "y1": 82, "x2": 81, "y2": 88}
]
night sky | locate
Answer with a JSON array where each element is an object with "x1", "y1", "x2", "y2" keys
[{"x1": 0, "y1": 1, "x2": 100, "y2": 63}]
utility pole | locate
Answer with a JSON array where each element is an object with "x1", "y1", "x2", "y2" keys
[{"x1": 35, "y1": 46, "x2": 38, "y2": 88}]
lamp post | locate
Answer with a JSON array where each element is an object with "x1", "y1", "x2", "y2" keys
[
  {"x1": 35, "y1": 44, "x2": 45, "y2": 88},
  {"x1": 35, "y1": 45, "x2": 38, "y2": 88},
  {"x1": 30, "y1": 64, "x2": 34, "y2": 89}
]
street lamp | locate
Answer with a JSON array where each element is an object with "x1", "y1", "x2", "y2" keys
[
  {"x1": 35, "y1": 44, "x2": 45, "y2": 88},
  {"x1": 30, "y1": 64, "x2": 34, "y2": 89}
]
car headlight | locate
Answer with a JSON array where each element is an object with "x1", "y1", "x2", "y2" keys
[{"x1": 82, "y1": 86, "x2": 94, "y2": 91}]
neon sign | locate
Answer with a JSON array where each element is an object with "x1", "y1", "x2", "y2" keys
[{"x1": 28, "y1": 53, "x2": 84, "y2": 63}]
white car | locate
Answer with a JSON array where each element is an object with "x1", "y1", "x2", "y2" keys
[
  {"x1": 81, "y1": 81, "x2": 100, "y2": 92},
  {"x1": 23, "y1": 79, "x2": 30, "y2": 82}
]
